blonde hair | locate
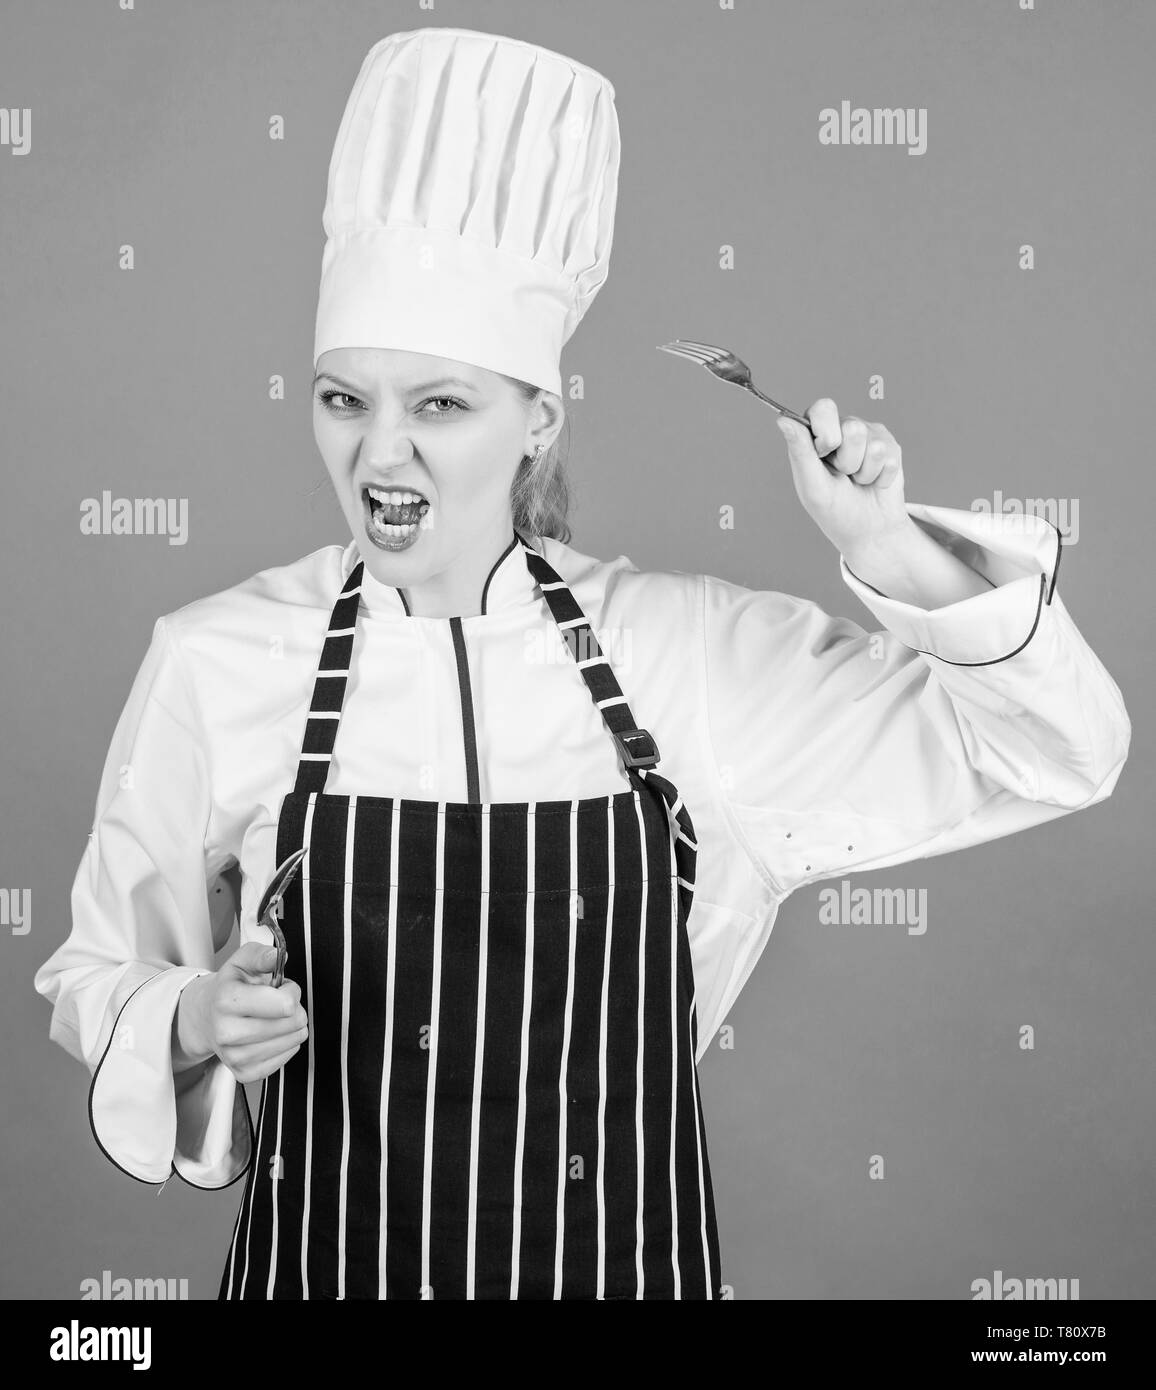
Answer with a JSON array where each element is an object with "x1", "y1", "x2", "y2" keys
[{"x1": 504, "y1": 376, "x2": 572, "y2": 544}]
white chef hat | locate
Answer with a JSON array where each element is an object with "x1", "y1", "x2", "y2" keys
[{"x1": 314, "y1": 27, "x2": 621, "y2": 397}]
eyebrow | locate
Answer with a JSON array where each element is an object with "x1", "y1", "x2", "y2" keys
[{"x1": 313, "y1": 372, "x2": 479, "y2": 394}]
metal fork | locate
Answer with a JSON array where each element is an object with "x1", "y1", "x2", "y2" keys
[
  {"x1": 657, "y1": 338, "x2": 832, "y2": 454},
  {"x1": 256, "y1": 846, "x2": 309, "y2": 989}
]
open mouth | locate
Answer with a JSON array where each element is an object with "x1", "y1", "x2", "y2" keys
[{"x1": 363, "y1": 485, "x2": 431, "y2": 539}]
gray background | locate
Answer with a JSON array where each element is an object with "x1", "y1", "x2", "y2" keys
[{"x1": 1, "y1": 0, "x2": 1152, "y2": 1300}]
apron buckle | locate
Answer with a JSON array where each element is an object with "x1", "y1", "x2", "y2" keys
[{"x1": 615, "y1": 728, "x2": 660, "y2": 769}]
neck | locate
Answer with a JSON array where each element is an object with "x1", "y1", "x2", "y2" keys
[{"x1": 395, "y1": 523, "x2": 519, "y2": 619}]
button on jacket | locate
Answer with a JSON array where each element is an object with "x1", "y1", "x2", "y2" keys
[{"x1": 33, "y1": 502, "x2": 1131, "y2": 1189}]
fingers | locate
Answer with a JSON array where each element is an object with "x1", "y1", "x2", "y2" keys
[
  {"x1": 262, "y1": 976, "x2": 302, "y2": 1012},
  {"x1": 208, "y1": 958, "x2": 308, "y2": 1061},
  {"x1": 776, "y1": 412, "x2": 829, "y2": 509},
  {"x1": 829, "y1": 417, "x2": 869, "y2": 478},
  {"x1": 805, "y1": 397, "x2": 843, "y2": 460},
  {"x1": 212, "y1": 1000, "x2": 309, "y2": 1083},
  {"x1": 214, "y1": 999, "x2": 309, "y2": 1045},
  {"x1": 863, "y1": 421, "x2": 903, "y2": 489},
  {"x1": 199, "y1": 942, "x2": 312, "y2": 1079},
  {"x1": 218, "y1": 975, "x2": 302, "y2": 1019},
  {"x1": 226, "y1": 942, "x2": 279, "y2": 982},
  {"x1": 222, "y1": 1034, "x2": 309, "y2": 1083},
  {"x1": 791, "y1": 401, "x2": 902, "y2": 489},
  {"x1": 220, "y1": 940, "x2": 303, "y2": 1009},
  {"x1": 215, "y1": 986, "x2": 307, "y2": 1041},
  {"x1": 804, "y1": 399, "x2": 868, "y2": 478},
  {"x1": 222, "y1": 1026, "x2": 310, "y2": 1070}
]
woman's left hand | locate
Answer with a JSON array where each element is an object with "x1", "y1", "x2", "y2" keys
[{"x1": 775, "y1": 397, "x2": 914, "y2": 565}]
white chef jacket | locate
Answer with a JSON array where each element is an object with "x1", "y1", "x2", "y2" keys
[{"x1": 34, "y1": 503, "x2": 1131, "y2": 1188}]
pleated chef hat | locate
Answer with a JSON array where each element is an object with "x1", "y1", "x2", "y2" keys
[{"x1": 314, "y1": 28, "x2": 621, "y2": 397}]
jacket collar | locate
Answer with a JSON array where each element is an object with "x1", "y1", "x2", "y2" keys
[{"x1": 345, "y1": 527, "x2": 543, "y2": 618}]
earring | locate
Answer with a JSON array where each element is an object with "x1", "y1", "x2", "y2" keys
[{"x1": 527, "y1": 443, "x2": 546, "y2": 468}]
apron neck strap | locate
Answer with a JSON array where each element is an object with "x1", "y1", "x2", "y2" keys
[
  {"x1": 293, "y1": 560, "x2": 364, "y2": 793},
  {"x1": 514, "y1": 533, "x2": 662, "y2": 777},
  {"x1": 291, "y1": 532, "x2": 663, "y2": 796}
]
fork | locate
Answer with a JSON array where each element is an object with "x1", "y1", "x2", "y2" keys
[
  {"x1": 657, "y1": 338, "x2": 834, "y2": 457},
  {"x1": 257, "y1": 846, "x2": 309, "y2": 989}
]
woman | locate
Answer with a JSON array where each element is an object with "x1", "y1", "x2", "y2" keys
[{"x1": 34, "y1": 28, "x2": 1130, "y2": 1301}]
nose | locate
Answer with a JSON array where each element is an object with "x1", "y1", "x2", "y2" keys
[
  {"x1": 361, "y1": 437, "x2": 416, "y2": 473},
  {"x1": 364, "y1": 453, "x2": 416, "y2": 492},
  {"x1": 361, "y1": 442, "x2": 422, "y2": 493},
  {"x1": 364, "y1": 455, "x2": 415, "y2": 477},
  {"x1": 359, "y1": 403, "x2": 419, "y2": 466}
]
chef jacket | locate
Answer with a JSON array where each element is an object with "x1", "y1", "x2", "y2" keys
[{"x1": 34, "y1": 502, "x2": 1131, "y2": 1188}]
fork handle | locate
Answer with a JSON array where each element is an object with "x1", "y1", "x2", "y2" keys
[
  {"x1": 745, "y1": 384, "x2": 840, "y2": 462},
  {"x1": 744, "y1": 383, "x2": 812, "y2": 429}
]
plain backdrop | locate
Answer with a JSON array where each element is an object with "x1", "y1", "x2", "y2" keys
[{"x1": 1, "y1": 0, "x2": 1152, "y2": 1300}]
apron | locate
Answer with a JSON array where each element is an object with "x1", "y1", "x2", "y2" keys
[{"x1": 219, "y1": 533, "x2": 722, "y2": 1300}]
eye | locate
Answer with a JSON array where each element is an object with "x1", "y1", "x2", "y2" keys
[
  {"x1": 314, "y1": 390, "x2": 468, "y2": 417},
  {"x1": 420, "y1": 396, "x2": 468, "y2": 417},
  {"x1": 315, "y1": 389, "x2": 362, "y2": 413}
]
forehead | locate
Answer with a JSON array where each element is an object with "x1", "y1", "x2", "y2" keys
[{"x1": 315, "y1": 347, "x2": 492, "y2": 391}]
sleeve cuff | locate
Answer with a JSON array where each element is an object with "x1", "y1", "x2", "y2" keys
[
  {"x1": 839, "y1": 502, "x2": 1063, "y2": 666},
  {"x1": 88, "y1": 966, "x2": 252, "y2": 1189}
]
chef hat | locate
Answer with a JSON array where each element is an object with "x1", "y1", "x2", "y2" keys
[{"x1": 314, "y1": 27, "x2": 621, "y2": 397}]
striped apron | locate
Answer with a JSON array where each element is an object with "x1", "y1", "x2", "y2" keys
[{"x1": 220, "y1": 535, "x2": 722, "y2": 1300}]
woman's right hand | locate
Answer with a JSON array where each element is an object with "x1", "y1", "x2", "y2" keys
[{"x1": 174, "y1": 942, "x2": 309, "y2": 1082}]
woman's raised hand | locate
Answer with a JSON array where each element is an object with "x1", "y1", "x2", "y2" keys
[
  {"x1": 174, "y1": 942, "x2": 309, "y2": 1082},
  {"x1": 775, "y1": 397, "x2": 915, "y2": 568}
]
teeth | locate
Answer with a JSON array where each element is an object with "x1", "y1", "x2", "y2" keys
[
  {"x1": 367, "y1": 502, "x2": 426, "y2": 538},
  {"x1": 366, "y1": 485, "x2": 426, "y2": 506}
]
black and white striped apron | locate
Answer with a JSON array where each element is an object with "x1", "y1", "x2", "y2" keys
[{"x1": 220, "y1": 535, "x2": 722, "y2": 1299}]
